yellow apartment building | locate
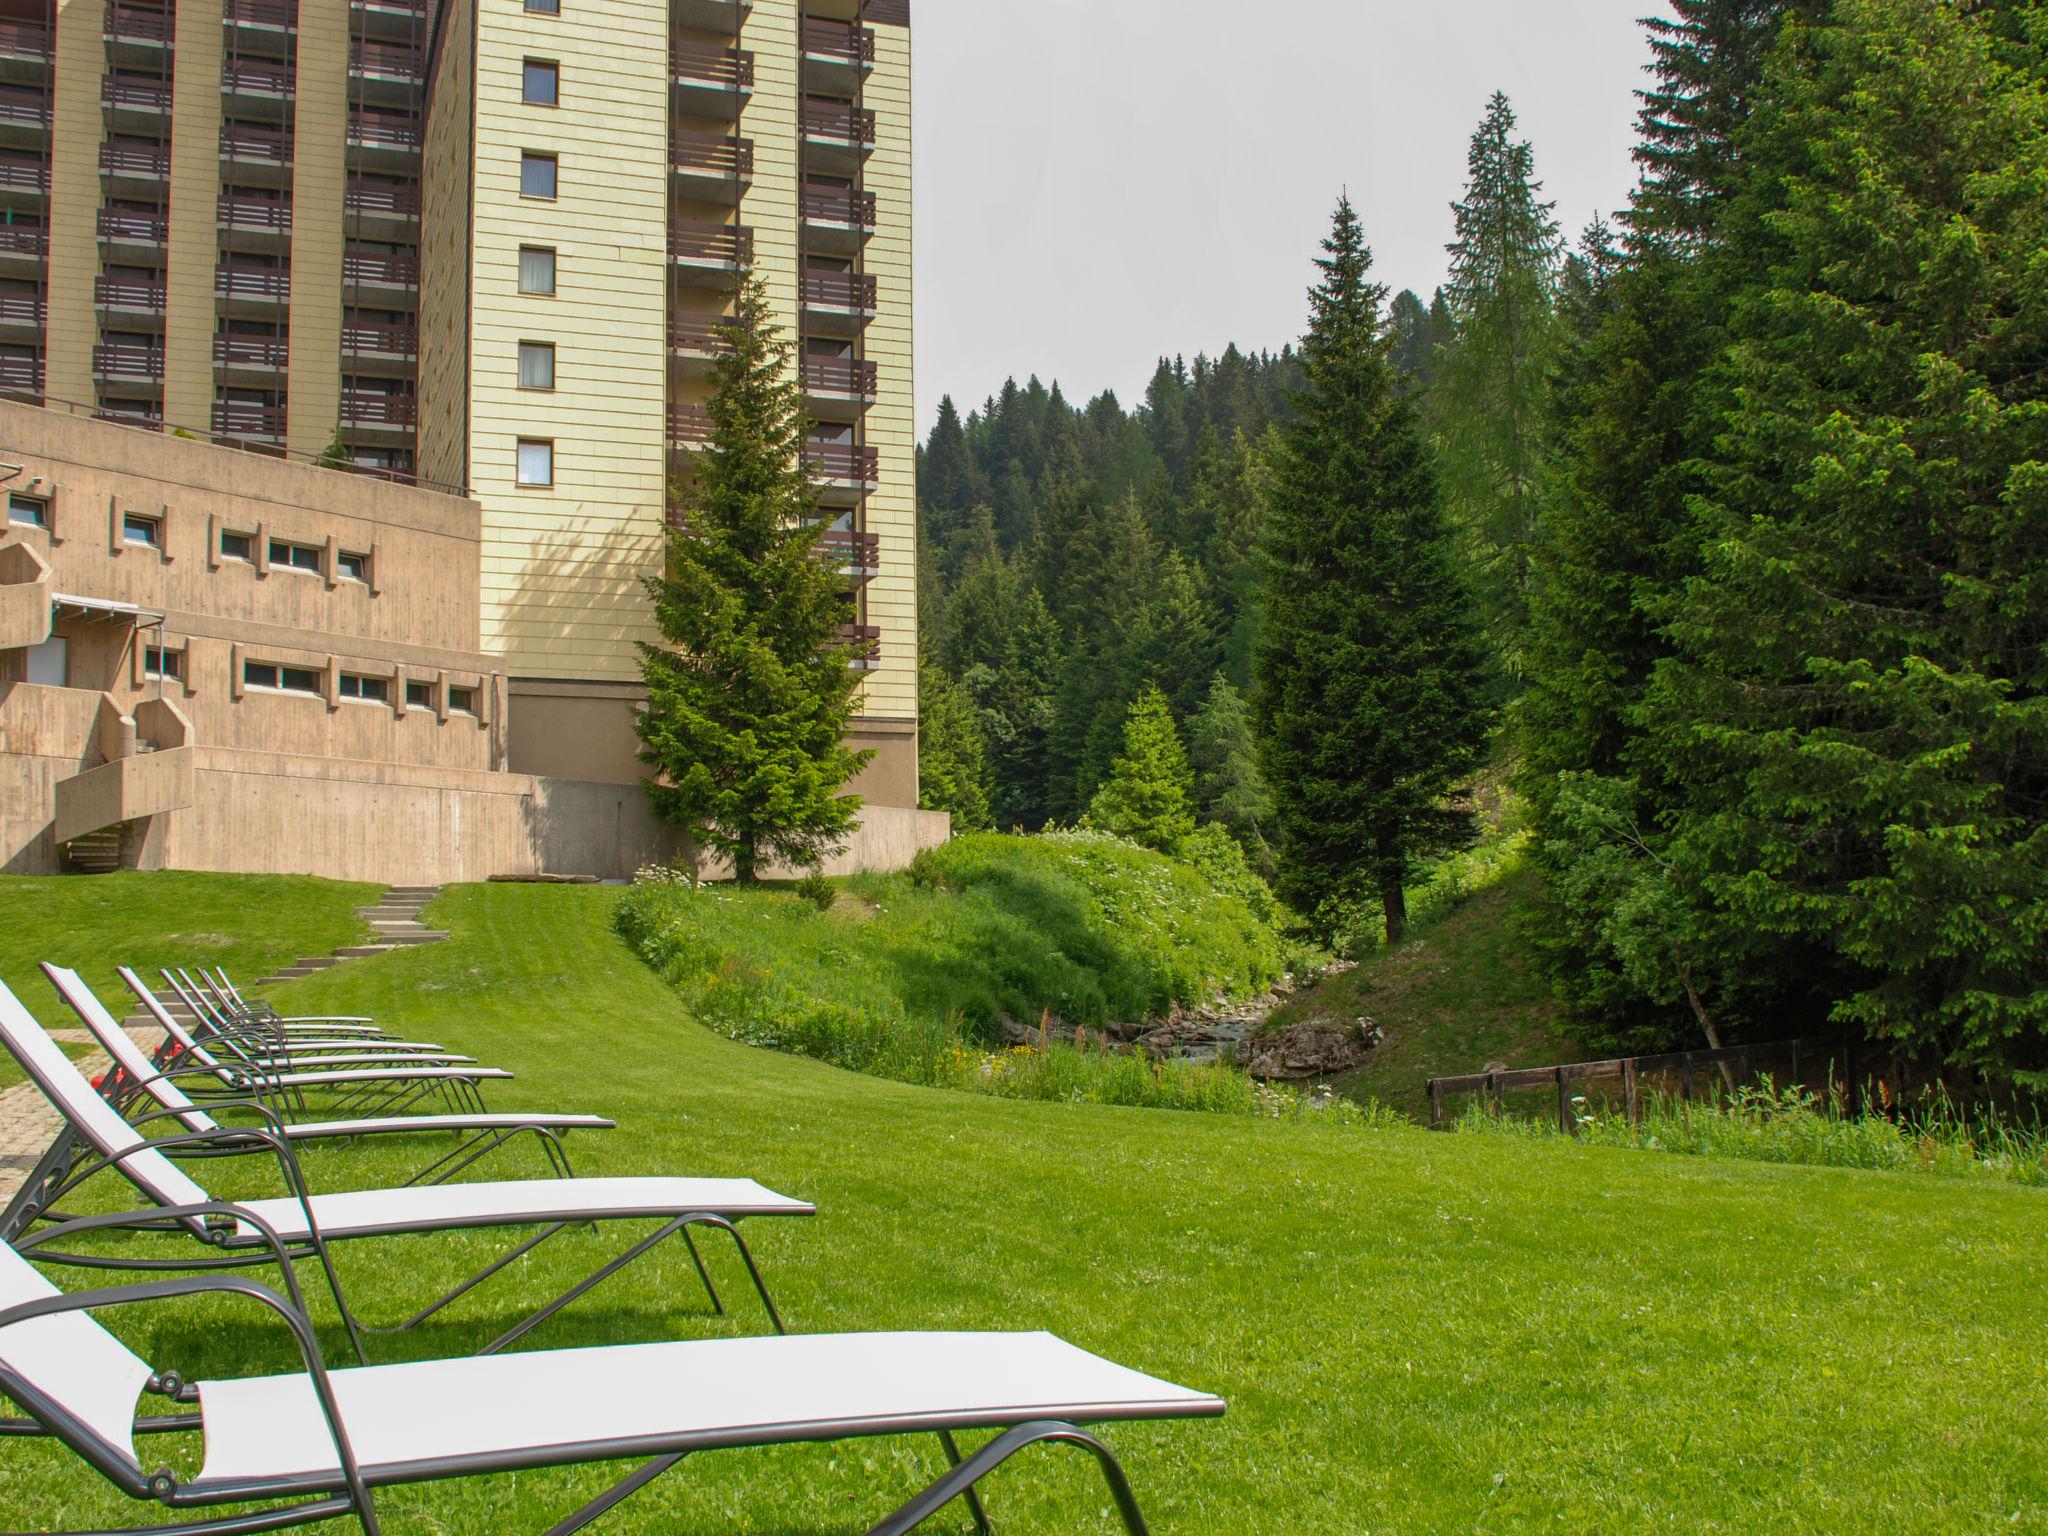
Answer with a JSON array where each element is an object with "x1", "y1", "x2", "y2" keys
[{"x1": 0, "y1": 0, "x2": 932, "y2": 881}]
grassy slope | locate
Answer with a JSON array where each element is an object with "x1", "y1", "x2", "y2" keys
[
  {"x1": 1, "y1": 881, "x2": 2044, "y2": 1534},
  {"x1": 1272, "y1": 863, "x2": 1584, "y2": 1119},
  {"x1": 0, "y1": 872, "x2": 377, "y2": 1089}
]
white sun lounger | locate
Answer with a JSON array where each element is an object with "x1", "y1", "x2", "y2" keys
[
  {"x1": 122, "y1": 968, "x2": 512, "y2": 1121},
  {"x1": 46, "y1": 965, "x2": 615, "y2": 1185},
  {"x1": 155, "y1": 969, "x2": 464, "y2": 1061},
  {"x1": 189, "y1": 965, "x2": 382, "y2": 1031},
  {"x1": 0, "y1": 1236, "x2": 1223, "y2": 1535},
  {"x1": 0, "y1": 980, "x2": 812, "y2": 1360}
]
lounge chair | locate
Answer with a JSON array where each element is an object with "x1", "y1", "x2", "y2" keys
[
  {"x1": 0, "y1": 1235, "x2": 1224, "y2": 1536},
  {"x1": 156, "y1": 969, "x2": 465, "y2": 1061},
  {"x1": 122, "y1": 968, "x2": 512, "y2": 1122},
  {"x1": 0, "y1": 980, "x2": 811, "y2": 1361},
  {"x1": 187, "y1": 965, "x2": 384, "y2": 1034},
  {"x1": 46, "y1": 964, "x2": 615, "y2": 1184}
]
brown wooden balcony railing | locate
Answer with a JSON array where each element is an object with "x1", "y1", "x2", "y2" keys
[
  {"x1": 0, "y1": 86, "x2": 50, "y2": 126},
  {"x1": 668, "y1": 403, "x2": 712, "y2": 445},
  {"x1": 670, "y1": 222, "x2": 752, "y2": 268},
  {"x1": 104, "y1": 4, "x2": 173, "y2": 44},
  {"x1": 98, "y1": 208, "x2": 168, "y2": 242},
  {"x1": 805, "y1": 441, "x2": 879, "y2": 484},
  {"x1": 0, "y1": 155, "x2": 47, "y2": 193},
  {"x1": 92, "y1": 342, "x2": 163, "y2": 378},
  {"x1": 834, "y1": 622, "x2": 882, "y2": 648},
  {"x1": 347, "y1": 115, "x2": 422, "y2": 150},
  {"x1": 95, "y1": 405, "x2": 162, "y2": 429},
  {"x1": 98, "y1": 143, "x2": 168, "y2": 178},
  {"x1": 340, "y1": 390, "x2": 416, "y2": 426},
  {"x1": 0, "y1": 22, "x2": 53, "y2": 58},
  {"x1": 345, "y1": 179, "x2": 420, "y2": 217},
  {"x1": 214, "y1": 333, "x2": 290, "y2": 368},
  {"x1": 801, "y1": 19, "x2": 876, "y2": 65},
  {"x1": 212, "y1": 401, "x2": 286, "y2": 437},
  {"x1": 803, "y1": 356, "x2": 877, "y2": 398},
  {"x1": 801, "y1": 187, "x2": 877, "y2": 228},
  {"x1": 669, "y1": 313, "x2": 734, "y2": 356},
  {"x1": 0, "y1": 354, "x2": 42, "y2": 392},
  {"x1": 672, "y1": 131, "x2": 752, "y2": 181},
  {"x1": 101, "y1": 78, "x2": 171, "y2": 111},
  {"x1": 350, "y1": 39, "x2": 422, "y2": 77},
  {"x1": 217, "y1": 195, "x2": 292, "y2": 233},
  {"x1": 0, "y1": 293, "x2": 45, "y2": 326},
  {"x1": 215, "y1": 266, "x2": 289, "y2": 301},
  {"x1": 0, "y1": 227, "x2": 47, "y2": 257},
  {"x1": 801, "y1": 270, "x2": 877, "y2": 312},
  {"x1": 341, "y1": 320, "x2": 416, "y2": 354},
  {"x1": 801, "y1": 102, "x2": 877, "y2": 145},
  {"x1": 353, "y1": 0, "x2": 425, "y2": 15},
  {"x1": 342, "y1": 249, "x2": 419, "y2": 286},
  {"x1": 671, "y1": 41, "x2": 753, "y2": 90},
  {"x1": 223, "y1": 60, "x2": 294, "y2": 95},
  {"x1": 226, "y1": 0, "x2": 297, "y2": 27},
  {"x1": 817, "y1": 528, "x2": 881, "y2": 570},
  {"x1": 220, "y1": 124, "x2": 294, "y2": 161},
  {"x1": 93, "y1": 276, "x2": 163, "y2": 309}
]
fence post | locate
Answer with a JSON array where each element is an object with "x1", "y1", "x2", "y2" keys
[
  {"x1": 1737, "y1": 1045, "x2": 1752, "y2": 1093},
  {"x1": 1556, "y1": 1067, "x2": 1574, "y2": 1137},
  {"x1": 1623, "y1": 1058, "x2": 1640, "y2": 1127},
  {"x1": 1680, "y1": 1053, "x2": 1693, "y2": 1127},
  {"x1": 1487, "y1": 1071, "x2": 1502, "y2": 1121},
  {"x1": 1429, "y1": 1078, "x2": 1445, "y2": 1131}
]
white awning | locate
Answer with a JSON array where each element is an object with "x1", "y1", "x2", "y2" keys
[{"x1": 49, "y1": 593, "x2": 165, "y2": 625}]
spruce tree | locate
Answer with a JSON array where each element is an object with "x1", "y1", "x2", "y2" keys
[
  {"x1": 1386, "y1": 288, "x2": 1444, "y2": 394},
  {"x1": 1140, "y1": 550, "x2": 1220, "y2": 722},
  {"x1": 1435, "y1": 92, "x2": 1563, "y2": 682},
  {"x1": 1085, "y1": 685, "x2": 1197, "y2": 853},
  {"x1": 1255, "y1": 198, "x2": 1491, "y2": 944},
  {"x1": 917, "y1": 660, "x2": 992, "y2": 832},
  {"x1": 636, "y1": 274, "x2": 871, "y2": 882},
  {"x1": 1188, "y1": 673, "x2": 1275, "y2": 871},
  {"x1": 983, "y1": 586, "x2": 1064, "y2": 829}
]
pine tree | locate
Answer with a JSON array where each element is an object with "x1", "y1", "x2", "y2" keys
[
  {"x1": 1188, "y1": 674, "x2": 1275, "y2": 871},
  {"x1": 982, "y1": 586, "x2": 1064, "y2": 829},
  {"x1": 1435, "y1": 92, "x2": 1564, "y2": 683},
  {"x1": 1140, "y1": 550, "x2": 1219, "y2": 722},
  {"x1": 1085, "y1": 685, "x2": 1196, "y2": 853},
  {"x1": 636, "y1": 274, "x2": 871, "y2": 882},
  {"x1": 1386, "y1": 288, "x2": 1444, "y2": 394},
  {"x1": 917, "y1": 661, "x2": 993, "y2": 832},
  {"x1": 1256, "y1": 198, "x2": 1492, "y2": 944}
]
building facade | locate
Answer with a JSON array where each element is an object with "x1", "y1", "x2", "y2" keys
[{"x1": 0, "y1": 0, "x2": 932, "y2": 881}]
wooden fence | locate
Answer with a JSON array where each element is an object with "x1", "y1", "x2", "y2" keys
[{"x1": 1426, "y1": 1036, "x2": 1857, "y2": 1134}]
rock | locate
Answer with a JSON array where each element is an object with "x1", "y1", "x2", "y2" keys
[{"x1": 1242, "y1": 1016, "x2": 1383, "y2": 1081}]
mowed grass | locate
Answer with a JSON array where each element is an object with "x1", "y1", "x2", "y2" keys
[
  {"x1": 1, "y1": 879, "x2": 2045, "y2": 1533},
  {"x1": 0, "y1": 872, "x2": 376, "y2": 1089}
]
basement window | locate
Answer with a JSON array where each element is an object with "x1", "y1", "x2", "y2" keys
[
  {"x1": 269, "y1": 539, "x2": 322, "y2": 574},
  {"x1": 122, "y1": 512, "x2": 160, "y2": 548},
  {"x1": 7, "y1": 492, "x2": 47, "y2": 528},
  {"x1": 405, "y1": 680, "x2": 433, "y2": 709},
  {"x1": 338, "y1": 672, "x2": 389, "y2": 703},
  {"x1": 447, "y1": 686, "x2": 476, "y2": 715},
  {"x1": 143, "y1": 646, "x2": 182, "y2": 681},
  {"x1": 220, "y1": 529, "x2": 253, "y2": 561},
  {"x1": 243, "y1": 661, "x2": 321, "y2": 695}
]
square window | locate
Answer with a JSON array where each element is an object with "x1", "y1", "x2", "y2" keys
[
  {"x1": 220, "y1": 530, "x2": 253, "y2": 561},
  {"x1": 520, "y1": 151, "x2": 557, "y2": 200},
  {"x1": 337, "y1": 550, "x2": 368, "y2": 582},
  {"x1": 143, "y1": 645, "x2": 181, "y2": 681},
  {"x1": 279, "y1": 665, "x2": 320, "y2": 694},
  {"x1": 519, "y1": 246, "x2": 556, "y2": 295},
  {"x1": 8, "y1": 492, "x2": 46, "y2": 528},
  {"x1": 518, "y1": 341, "x2": 555, "y2": 390},
  {"x1": 516, "y1": 438, "x2": 553, "y2": 488},
  {"x1": 339, "y1": 673, "x2": 389, "y2": 703},
  {"x1": 242, "y1": 660, "x2": 279, "y2": 690},
  {"x1": 447, "y1": 686, "x2": 476, "y2": 714},
  {"x1": 122, "y1": 512, "x2": 160, "y2": 547},
  {"x1": 405, "y1": 680, "x2": 433, "y2": 709},
  {"x1": 525, "y1": 0, "x2": 559, "y2": 12},
  {"x1": 523, "y1": 59, "x2": 558, "y2": 106},
  {"x1": 269, "y1": 539, "x2": 322, "y2": 573}
]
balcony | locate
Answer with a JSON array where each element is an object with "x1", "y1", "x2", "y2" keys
[
  {"x1": 347, "y1": 113, "x2": 422, "y2": 167},
  {"x1": 349, "y1": 0, "x2": 425, "y2": 43},
  {"x1": 98, "y1": 141, "x2": 168, "y2": 190},
  {"x1": 95, "y1": 403, "x2": 162, "y2": 429},
  {"x1": 671, "y1": 41, "x2": 751, "y2": 119},
  {"x1": 344, "y1": 178, "x2": 420, "y2": 239},
  {"x1": 0, "y1": 226, "x2": 46, "y2": 268},
  {"x1": 100, "y1": 77, "x2": 171, "y2": 129},
  {"x1": 817, "y1": 526, "x2": 881, "y2": 581},
  {"x1": 834, "y1": 621, "x2": 882, "y2": 669},
  {"x1": 671, "y1": 131, "x2": 751, "y2": 200},
  {"x1": 0, "y1": 291, "x2": 44, "y2": 331},
  {"x1": 0, "y1": 350, "x2": 40, "y2": 395},
  {"x1": 669, "y1": 312, "x2": 733, "y2": 374},
  {"x1": 668, "y1": 402, "x2": 712, "y2": 451},
  {"x1": 225, "y1": 0, "x2": 298, "y2": 31},
  {"x1": 805, "y1": 440, "x2": 879, "y2": 495},
  {"x1": 217, "y1": 194, "x2": 292, "y2": 250},
  {"x1": 212, "y1": 399, "x2": 285, "y2": 439},
  {"x1": 222, "y1": 59, "x2": 294, "y2": 103},
  {"x1": 801, "y1": 19, "x2": 875, "y2": 94},
  {"x1": 97, "y1": 208, "x2": 166, "y2": 261},
  {"x1": 801, "y1": 184, "x2": 876, "y2": 257},
  {"x1": 670, "y1": 221, "x2": 751, "y2": 286},
  {"x1": 215, "y1": 264, "x2": 289, "y2": 313},
  {"x1": 801, "y1": 101, "x2": 875, "y2": 176},
  {"x1": 214, "y1": 331, "x2": 291, "y2": 372},
  {"x1": 219, "y1": 124, "x2": 294, "y2": 180},
  {"x1": 104, "y1": 4, "x2": 173, "y2": 48},
  {"x1": 342, "y1": 319, "x2": 415, "y2": 354},
  {"x1": 803, "y1": 355, "x2": 877, "y2": 420},
  {"x1": 0, "y1": 83, "x2": 49, "y2": 143},
  {"x1": 800, "y1": 269, "x2": 876, "y2": 338},
  {"x1": 672, "y1": 0, "x2": 747, "y2": 32},
  {"x1": 340, "y1": 389, "x2": 416, "y2": 431},
  {"x1": 0, "y1": 151, "x2": 45, "y2": 196},
  {"x1": 0, "y1": 22, "x2": 53, "y2": 67},
  {"x1": 93, "y1": 276, "x2": 165, "y2": 316},
  {"x1": 341, "y1": 249, "x2": 418, "y2": 295},
  {"x1": 92, "y1": 341, "x2": 164, "y2": 380},
  {"x1": 350, "y1": 39, "x2": 422, "y2": 86}
]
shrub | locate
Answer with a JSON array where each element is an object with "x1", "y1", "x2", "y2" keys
[{"x1": 794, "y1": 871, "x2": 836, "y2": 912}]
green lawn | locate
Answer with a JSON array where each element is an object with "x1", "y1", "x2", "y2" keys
[{"x1": 2, "y1": 878, "x2": 2045, "y2": 1533}]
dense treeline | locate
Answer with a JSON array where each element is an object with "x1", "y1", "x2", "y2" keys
[{"x1": 917, "y1": 0, "x2": 2048, "y2": 1086}]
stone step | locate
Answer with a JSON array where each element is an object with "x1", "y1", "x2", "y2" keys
[
  {"x1": 331, "y1": 946, "x2": 397, "y2": 959},
  {"x1": 254, "y1": 967, "x2": 329, "y2": 982},
  {"x1": 358, "y1": 907, "x2": 429, "y2": 920},
  {"x1": 380, "y1": 932, "x2": 448, "y2": 946},
  {"x1": 384, "y1": 887, "x2": 441, "y2": 898}
]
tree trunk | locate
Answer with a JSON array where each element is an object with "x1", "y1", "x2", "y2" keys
[
  {"x1": 1382, "y1": 878, "x2": 1408, "y2": 948},
  {"x1": 734, "y1": 837, "x2": 758, "y2": 885},
  {"x1": 1679, "y1": 963, "x2": 1738, "y2": 1095}
]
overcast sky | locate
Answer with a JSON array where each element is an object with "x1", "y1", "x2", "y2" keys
[{"x1": 908, "y1": 0, "x2": 1668, "y2": 434}]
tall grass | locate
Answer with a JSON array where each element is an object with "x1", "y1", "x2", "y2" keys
[{"x1": 1454, "y1": 1076, "x2": 2048, "y2": 1187}]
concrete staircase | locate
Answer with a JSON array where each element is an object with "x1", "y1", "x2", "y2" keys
[
  {"x1": 252, "y1": 885, "x2": 449, "y2": 984},
  {"x1": 62, "y1": 824, "x2": 127, "y2": 873}
]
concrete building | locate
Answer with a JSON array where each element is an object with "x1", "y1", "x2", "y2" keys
[{"x1": 0, "y1": 0, "x2": 933, "y2": 881}]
